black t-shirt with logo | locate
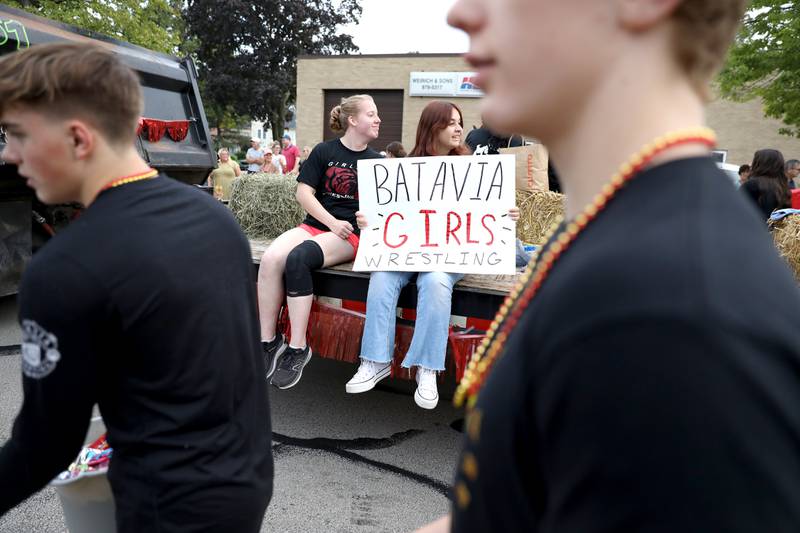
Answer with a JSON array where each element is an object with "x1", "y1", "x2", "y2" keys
[
  {"x1": 297, "y1": 138, "x2": 382, "y2": 236},
  {"x1": 0, "y1": 176, "x2": 272, "y2": 531},
  {"x1": 452, "y1": 157, "x2": 800, "y2": 533}
]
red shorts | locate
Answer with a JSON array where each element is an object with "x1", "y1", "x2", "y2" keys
[{"x1": 298, "y1": 223, "x2": 359, "y2": 254}]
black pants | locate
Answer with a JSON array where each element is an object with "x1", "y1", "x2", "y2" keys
[{"x1": 111, "y1": 475, "x2": 271, "y2": 533}]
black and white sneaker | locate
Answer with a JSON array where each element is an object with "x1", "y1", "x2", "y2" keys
[
  {"x1": 271, "y1": 345, "x2": 312, "y2": 389},
  {"x1": 262, "y1": 334, "x2": 288, "y2": 380}
]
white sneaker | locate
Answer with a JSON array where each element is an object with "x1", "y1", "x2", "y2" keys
[
  {"x1": 414, "y1": 368, "x2": 439, "y2": 409},
  {"x1": 346, "y1": 359, "x2": 391, "y2": 393}
]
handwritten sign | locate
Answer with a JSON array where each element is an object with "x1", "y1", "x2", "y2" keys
[{"x1": 354, "y1": 155, "x2": 516, "y2": 274}]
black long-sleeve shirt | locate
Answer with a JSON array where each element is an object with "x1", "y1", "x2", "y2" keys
[
  {"x1": 0, "y1": 176, "x2": 272, "y2": 531},
  {"x1": 453, "y1": 157, "x2": 800, "y2": 532},
  {"x1": 464, "y1": 126, "x2": 523, "y2": 155}
]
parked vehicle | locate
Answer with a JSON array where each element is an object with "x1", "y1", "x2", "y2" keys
[{"x1": 0, "y1": 5, "x2": 216, "y2": 296}]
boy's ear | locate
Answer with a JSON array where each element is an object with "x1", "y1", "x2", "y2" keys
[
  {"x1": 67, "y1": 120, "x2": 95, "y2": 160},
  {"x1": 617, "y1": 0, "x2": 683, "y2": 31}
]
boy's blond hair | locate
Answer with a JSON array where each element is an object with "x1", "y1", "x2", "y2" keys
[
  {"x1": 671, "y1": 0, "x2": 748, "y2": 98},
  {"x1": 0, "y1": 42, "x2": 142, "y2": 145}
]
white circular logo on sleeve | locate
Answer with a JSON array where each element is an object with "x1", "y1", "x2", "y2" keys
[{"x1": 21, "y1": 319, "x2": 61, "y2": 379}]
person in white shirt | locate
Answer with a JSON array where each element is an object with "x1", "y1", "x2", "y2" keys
[{"x1": 245, "y1": 139, "x2": 264, "y2": 173}]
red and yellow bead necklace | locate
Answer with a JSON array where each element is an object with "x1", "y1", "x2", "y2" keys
[
  {"x1": 98, "y1": 169, "x2": 158, "y2": 194},
  {"x1": 454, "y1": 127, "x2": 718, "y2": 408}
]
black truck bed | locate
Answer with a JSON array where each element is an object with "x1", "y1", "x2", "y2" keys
[{"x1": 0, "y1": 6, "x2": 217, "y2": 296}]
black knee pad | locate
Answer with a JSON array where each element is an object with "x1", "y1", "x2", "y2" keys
[{"x1": 284, "y1": 240, "x2": 324, "y2": 297}]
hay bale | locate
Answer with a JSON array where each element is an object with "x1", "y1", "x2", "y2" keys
[
  {"x1": 516, "y1": 190, "x2": 566, "y2": 244},
  {"x1": 769, "y1": 215, "x2": 800, "y2": 281},
  {"x1": 229, "y1": 173, "x2": 305, "y2": 239}
]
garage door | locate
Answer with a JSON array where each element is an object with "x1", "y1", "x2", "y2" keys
[{"x1": 323, "y1": 89, "x2": 403, "y2": 153}]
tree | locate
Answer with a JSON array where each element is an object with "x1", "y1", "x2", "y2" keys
[
  {"x1": 185, "y1": 0, "x2": 362, "y2": 142},
  {"x1": 205, "y1": 99, "x2": 252, "y2": 153},
  {"x1": 6, "y1": 0, "x2": 183, "y2": 55},
  {"x1": 718, "y1": 2, "x2": 800, "y2": 136}
]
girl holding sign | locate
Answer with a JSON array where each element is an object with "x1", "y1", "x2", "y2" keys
[
  {"x1": 346, "y1": 100, "x2": 519, "y2": 409},
  {"x1": 258, "y1": 94, "x2": 382, "y2": 390}
]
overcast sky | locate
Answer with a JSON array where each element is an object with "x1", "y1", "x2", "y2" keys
[{"x1": 341, "y1": 0, "x2": 469, "y2": 54}]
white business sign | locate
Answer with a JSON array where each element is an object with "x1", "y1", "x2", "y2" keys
[
  {"x1": 408, "y1": 72, "x2": 484, "y2": 98},
  {"x1": 354, "y1": 155, "x2": 516, "y2": 274}
]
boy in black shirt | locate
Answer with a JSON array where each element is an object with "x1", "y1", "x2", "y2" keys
[
  {"x1": 0, "y1": 43, "x2": 272, "y2": 532},
  {"x1": 464, "y1": 116, "x2": 522, "y2": 155},
  {"x1": 413, "y1": 1, "x2": 800, "y2": 532}
]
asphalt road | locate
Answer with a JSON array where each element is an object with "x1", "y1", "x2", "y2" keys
[
  {"x1": 0, "y1": 295, "x2": 20, "y2": 347},
  {"x1": 0, "y1": 295, "x2": 463, "y2": 533}
]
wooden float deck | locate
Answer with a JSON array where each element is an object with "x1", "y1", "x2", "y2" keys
[
  {"x1": 249, "y1": 239, "x2": 520, "y2": 295},
  {"x1": 248, "y1": 239, "x2": 521, "y2": 320}
]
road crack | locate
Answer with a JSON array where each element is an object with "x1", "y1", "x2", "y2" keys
[{"x1": 272, "y1": 430, "x2": 451, "y2": 497}]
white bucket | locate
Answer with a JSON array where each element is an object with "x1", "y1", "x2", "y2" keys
[
  {"x1": 51, "y1": 469, "x2": 116, "y2": 533},
  {"x1": 50, "y1": 415, "x2": 116, "y2": 533}
]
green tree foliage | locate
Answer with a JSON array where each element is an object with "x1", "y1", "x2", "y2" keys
[
  {"x1": 205, "y1": 99, "x2": 252, "y2": 152},
  {"x1": 185, "y1": 0, "x2": 362, "y2": 142},
  {"x1": 6, "y1": 0, "x2": 183, "y2": 54},
  {"x1": 718, "y1": 2, "x2": 800, "y2": 136}
]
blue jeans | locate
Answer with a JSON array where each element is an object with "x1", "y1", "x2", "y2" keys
[{"x1": 359, "y1": 271, "x2": 464, "y2": 371}]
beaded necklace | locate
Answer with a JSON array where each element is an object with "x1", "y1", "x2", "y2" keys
[
  {"x1": 98, "y1": 169, "x2": 159, "y2": 194},
  {"x1": 454, "y1": 127, "x2": 717, "y2": 408}
]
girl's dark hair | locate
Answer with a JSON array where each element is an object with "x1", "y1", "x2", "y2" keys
[
  {"x1": 751, "y1": 149, "x2": 785, "y2": 179},
  {"x1": 385, "y1": 141, "x2": 407, "y2": 158},
  {"x1": 409, "y1": 100, "x2": 470, "y2": 157},
  {"x1": 750, "y1": 148, "x2": 789, "y2": 207},
  {"x1": 746, "y1": 148, "x2": 792, "y2": 216}
]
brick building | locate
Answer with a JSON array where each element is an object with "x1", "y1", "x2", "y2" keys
[{"x1": 296, "y1": 53, "x2": 800, "y2": 166}]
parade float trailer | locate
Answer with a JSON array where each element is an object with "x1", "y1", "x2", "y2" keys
[{"x1": 232, "y1": 170, "x2": 564, "y2": 383}]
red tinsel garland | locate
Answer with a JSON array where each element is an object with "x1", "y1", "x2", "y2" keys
[
  {"x1": 277, "y1": 300, "x2": 483, "y2": 382},
  {"x1": 139, "y1": 118, "x2": 191, "y2": 142},
  {"x1": 142, "y1": 118, "x2": 166, "y2": 143},
  {"x1": 166, "y1": 121, "x2": 190, "y2": 142}
]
